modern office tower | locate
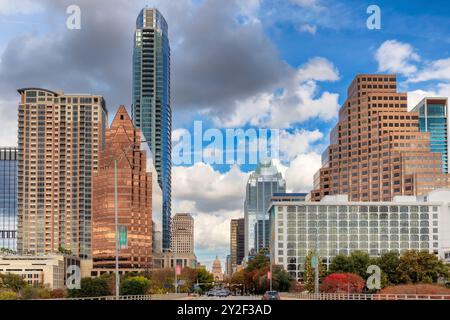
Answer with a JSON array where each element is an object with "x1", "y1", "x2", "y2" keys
[
  {"x1": 244, "y1": 159, "x2": 286, "y2": 257},
  {"x1": 310, "y1": 74, "x2": 449, "y2": 202},
  {"x1": 230, "y1": 218, "x2": 245, "y2": 274},
  {"x1": 132, "y1": 8, "x2": 172, "y2": 252},
  {"x1": 412, "y1": 98, "x2": 449, "y2": 174},
  {"x1": 225, "y1": 254, "x2": 232, "y2": 278},
  {"x1": 0, "y1": 147, "x2": 18, "y2": 251},
  {"x1": 269, "y1": 190, "x2": 450, "y2": 281},
  {"x1": 170, "y1": 213, "x2": 194, "y2": 254},
  {"x1": 17, "y1": 88, "x2": 107, "y2": 259},
  {"x1": 92, "y1": 106, "x2": 153, "y2": 271},
  {"x1": 211, "y1": 256, "x2": 223, "y2": 282}
]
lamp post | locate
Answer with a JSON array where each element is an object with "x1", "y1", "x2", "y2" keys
[
  {"x1": 115, "y1": 159, "x2": 119, "y2": 299},
  {"x1": 314, "y1": 227, "x2": 319, "y2": 294}
]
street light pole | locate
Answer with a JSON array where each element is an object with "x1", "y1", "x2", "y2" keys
[
  {"x1": 314, "y1": 227, "x2": 319, "y2": 294},
  {"x1": 114, "y1": 159, "x2": 120, "y2": 299}
]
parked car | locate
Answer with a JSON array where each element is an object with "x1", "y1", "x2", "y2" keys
[{"x1": 262, "y1": 291, "x2": 281, "y2": 300}]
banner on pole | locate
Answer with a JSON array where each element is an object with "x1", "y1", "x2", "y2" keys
[{"x1": 119, "y1": 225, "x2": 127, "y2": 249}]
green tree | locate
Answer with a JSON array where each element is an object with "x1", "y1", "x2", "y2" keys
[
  {"x1": 304, "y1": 250, "x2": 325, "y2": 293},
  {"x1": 348, "y1": 251, "x2": 372, "y2": 278},
  {"x1": 67, "y1": 277, "x2": 110, "y2": 298},
  {"x1": 397, "y1": 250, "x2": 449, "y2": 284},
  {"x1": 0, "y1": 273, "x2": 27, "y2": 292},
  {"x1": 329, "y1": 254, "x2": 352, "y2": 274},
  {"x1": 246, "y1": 251, "x2": 269, "y2": 272},
  {"x1": 374, "y1": 251, "x2": 400, "y2": 285},
  {"x1": 272, "y1": 265, "x2": 291, "y2": 292},
  {"x1": 120, "y1": 276, "x2": 150, "y2": 296},
  {"x1": 196, "y1": 268, "x2": 214, "y2": 291}
]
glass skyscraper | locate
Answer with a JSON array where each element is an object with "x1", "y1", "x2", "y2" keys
[
  {"x1": 132, "y1": 8, "x2": 172, "y2": 251},
  {"x1": 413, "y1": 98, "x2": 449, "y2": 173},
  {"x1": 0, "y1": 148, "x2": 17, "y2": 251},
  {"x1": 244, "y1": 159, "x2": 285, "y2": 257}
]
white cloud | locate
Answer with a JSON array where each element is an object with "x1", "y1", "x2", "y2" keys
[
  {"x1": 375, "y1": 40, "x2": 420, "y2": 76},
  {"x1": 212, "y1": 57, "x2": 340, "y2": 128},
  {"x1": 407, "y1": 83, "x2": 450, "y2": 110},
  {"x1": 279, "y1": 129, "x2": 323, "y2": 161},
  {"x1": 172, "y1": 163, "x2": 249, "y2": 213},
  {"x1": 0, "y1": 0, "x2": 43, "y2": 15},
  {"x1": 408, "y1": 57, "x2": 450, "y2": 83},
  {"x1": 295, "y1": 57, "x2": 340, "y2": 82},
  {"x1": 298, "y1": 24, "x2": 317, "y2": 35},
  {"x1": 0, "y1": 99, "x2": 18, "y2": 147},
  {"x1": 273, "y1": 152, "x2": 322, "y2": 193}
]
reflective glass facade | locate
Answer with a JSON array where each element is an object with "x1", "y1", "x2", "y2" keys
[
  {"x1": 132, "y1": 8, "x2": 172, "y2": 251},
  {"x1": 414, "y1": 98, "x2": 449, "y2": 173},
  {"x1": 0, "y1": 148, "x2": 17, "y2": 251},
  {"x1": 244, "y1": 159, "x2": 285, "y2": 257}
]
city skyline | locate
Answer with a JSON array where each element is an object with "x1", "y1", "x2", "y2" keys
[{"x1": 0, "y1": 0, "x2": 450, "y2": 269}]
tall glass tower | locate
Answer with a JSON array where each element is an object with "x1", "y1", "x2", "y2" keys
[
  {"x1": 0, "y1": 147, "x2": 17, "y2": 251},
  {"x1": 413, "y1": 98, "x2": 449, "y2": 173},
  {"x1": 132, "y1": 8, "x2": 172, "y2": 251},
  {"x1": 244, "y1": 159, "x2": 285, "y2": 258}
]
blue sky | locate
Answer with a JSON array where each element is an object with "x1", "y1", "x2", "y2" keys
[{"x1": 1, "y1": 0, "x2": 450, "y2": 270}]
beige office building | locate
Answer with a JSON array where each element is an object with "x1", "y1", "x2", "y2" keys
[
  {"x1": 171, "y1": 213, "x2": 194, "y2": 254},
  {"x1": 17, "y1": 88, "x2": 108, "y2": 259},
  {"x1": 0, "y1": 254, "x2": 79, "y2": 289},
  {"x1": 310, "y1": 75, "x2": 449, "y2": 202}
]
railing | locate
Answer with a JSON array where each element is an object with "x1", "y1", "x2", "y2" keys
[
  {"x1": 296, "y1": 292, "x2": 450, "y2": 300},
  {"x1": 51, "y1": 295, "x2": 152, "y2": 301}
]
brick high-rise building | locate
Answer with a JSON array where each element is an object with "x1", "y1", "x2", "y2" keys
[
  {"x1": 310, "y1": 75, "x2": 449, "y2": 202},
  {"x1": 230, "y1": 218, "x2": 245, "y2": 274},
  {"x1": 170, "y1": 213, "x2": 194, "y2": 254},
  {"x1": 92, "y1": 106, "x2": 153, "y2": 270},
  {"x1": 17, "y1": 88, "x2": 107, "y2": 258}
]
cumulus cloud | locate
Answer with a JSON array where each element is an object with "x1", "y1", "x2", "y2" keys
[
  {"x1": 279, "y1": 129, "x2": 323, "y2": 161},
  {"x1": 172, "y1": 163, "x2": 249, "y2": 213},
  {"x1": 0, "y1": 0, "x2": 291, "y2": 128},
  {"x1": 375, "y1": 40, "x2": 420, "y2": 76},
  {"x1": 408, "y1": 58, "x2": 450, "y2": 83},
  {"x1": 211, "y1": 57, "x2": 340, "y2": 128}
]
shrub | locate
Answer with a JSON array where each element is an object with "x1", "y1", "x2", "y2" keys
[
  {"x1": 320, "y1": 273, "x2": 365, "y2": 293},
  {"x1": 51, "y1": 288, "x2": 67, "y2": 299},
  {"x1": 67, "y1": 277, "x2": 110, "y2": 298},
  {"x1": 379, "y1": 284, "x2": 450, "y2": 295},
  {"x1": 0, "y1": 291, "x2": 18, "y2": 300},
  {"x1": 120, "y1": 276, "x2": 150, "y2": 296},
  {"x1": 20, "y1": 287, "x2": 52, "y2": 300}
]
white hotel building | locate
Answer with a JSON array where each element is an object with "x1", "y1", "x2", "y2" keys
[{"x1": 269, "y1": 190, "x2": 450, "y2": 281}]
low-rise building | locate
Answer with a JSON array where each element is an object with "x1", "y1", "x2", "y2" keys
[
  {"x1": 0, "y1": 254, "x2": 79, "y2": 289},
  {"x1": 269, "y1": 190, "x2": 450, "y2": 281}
]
